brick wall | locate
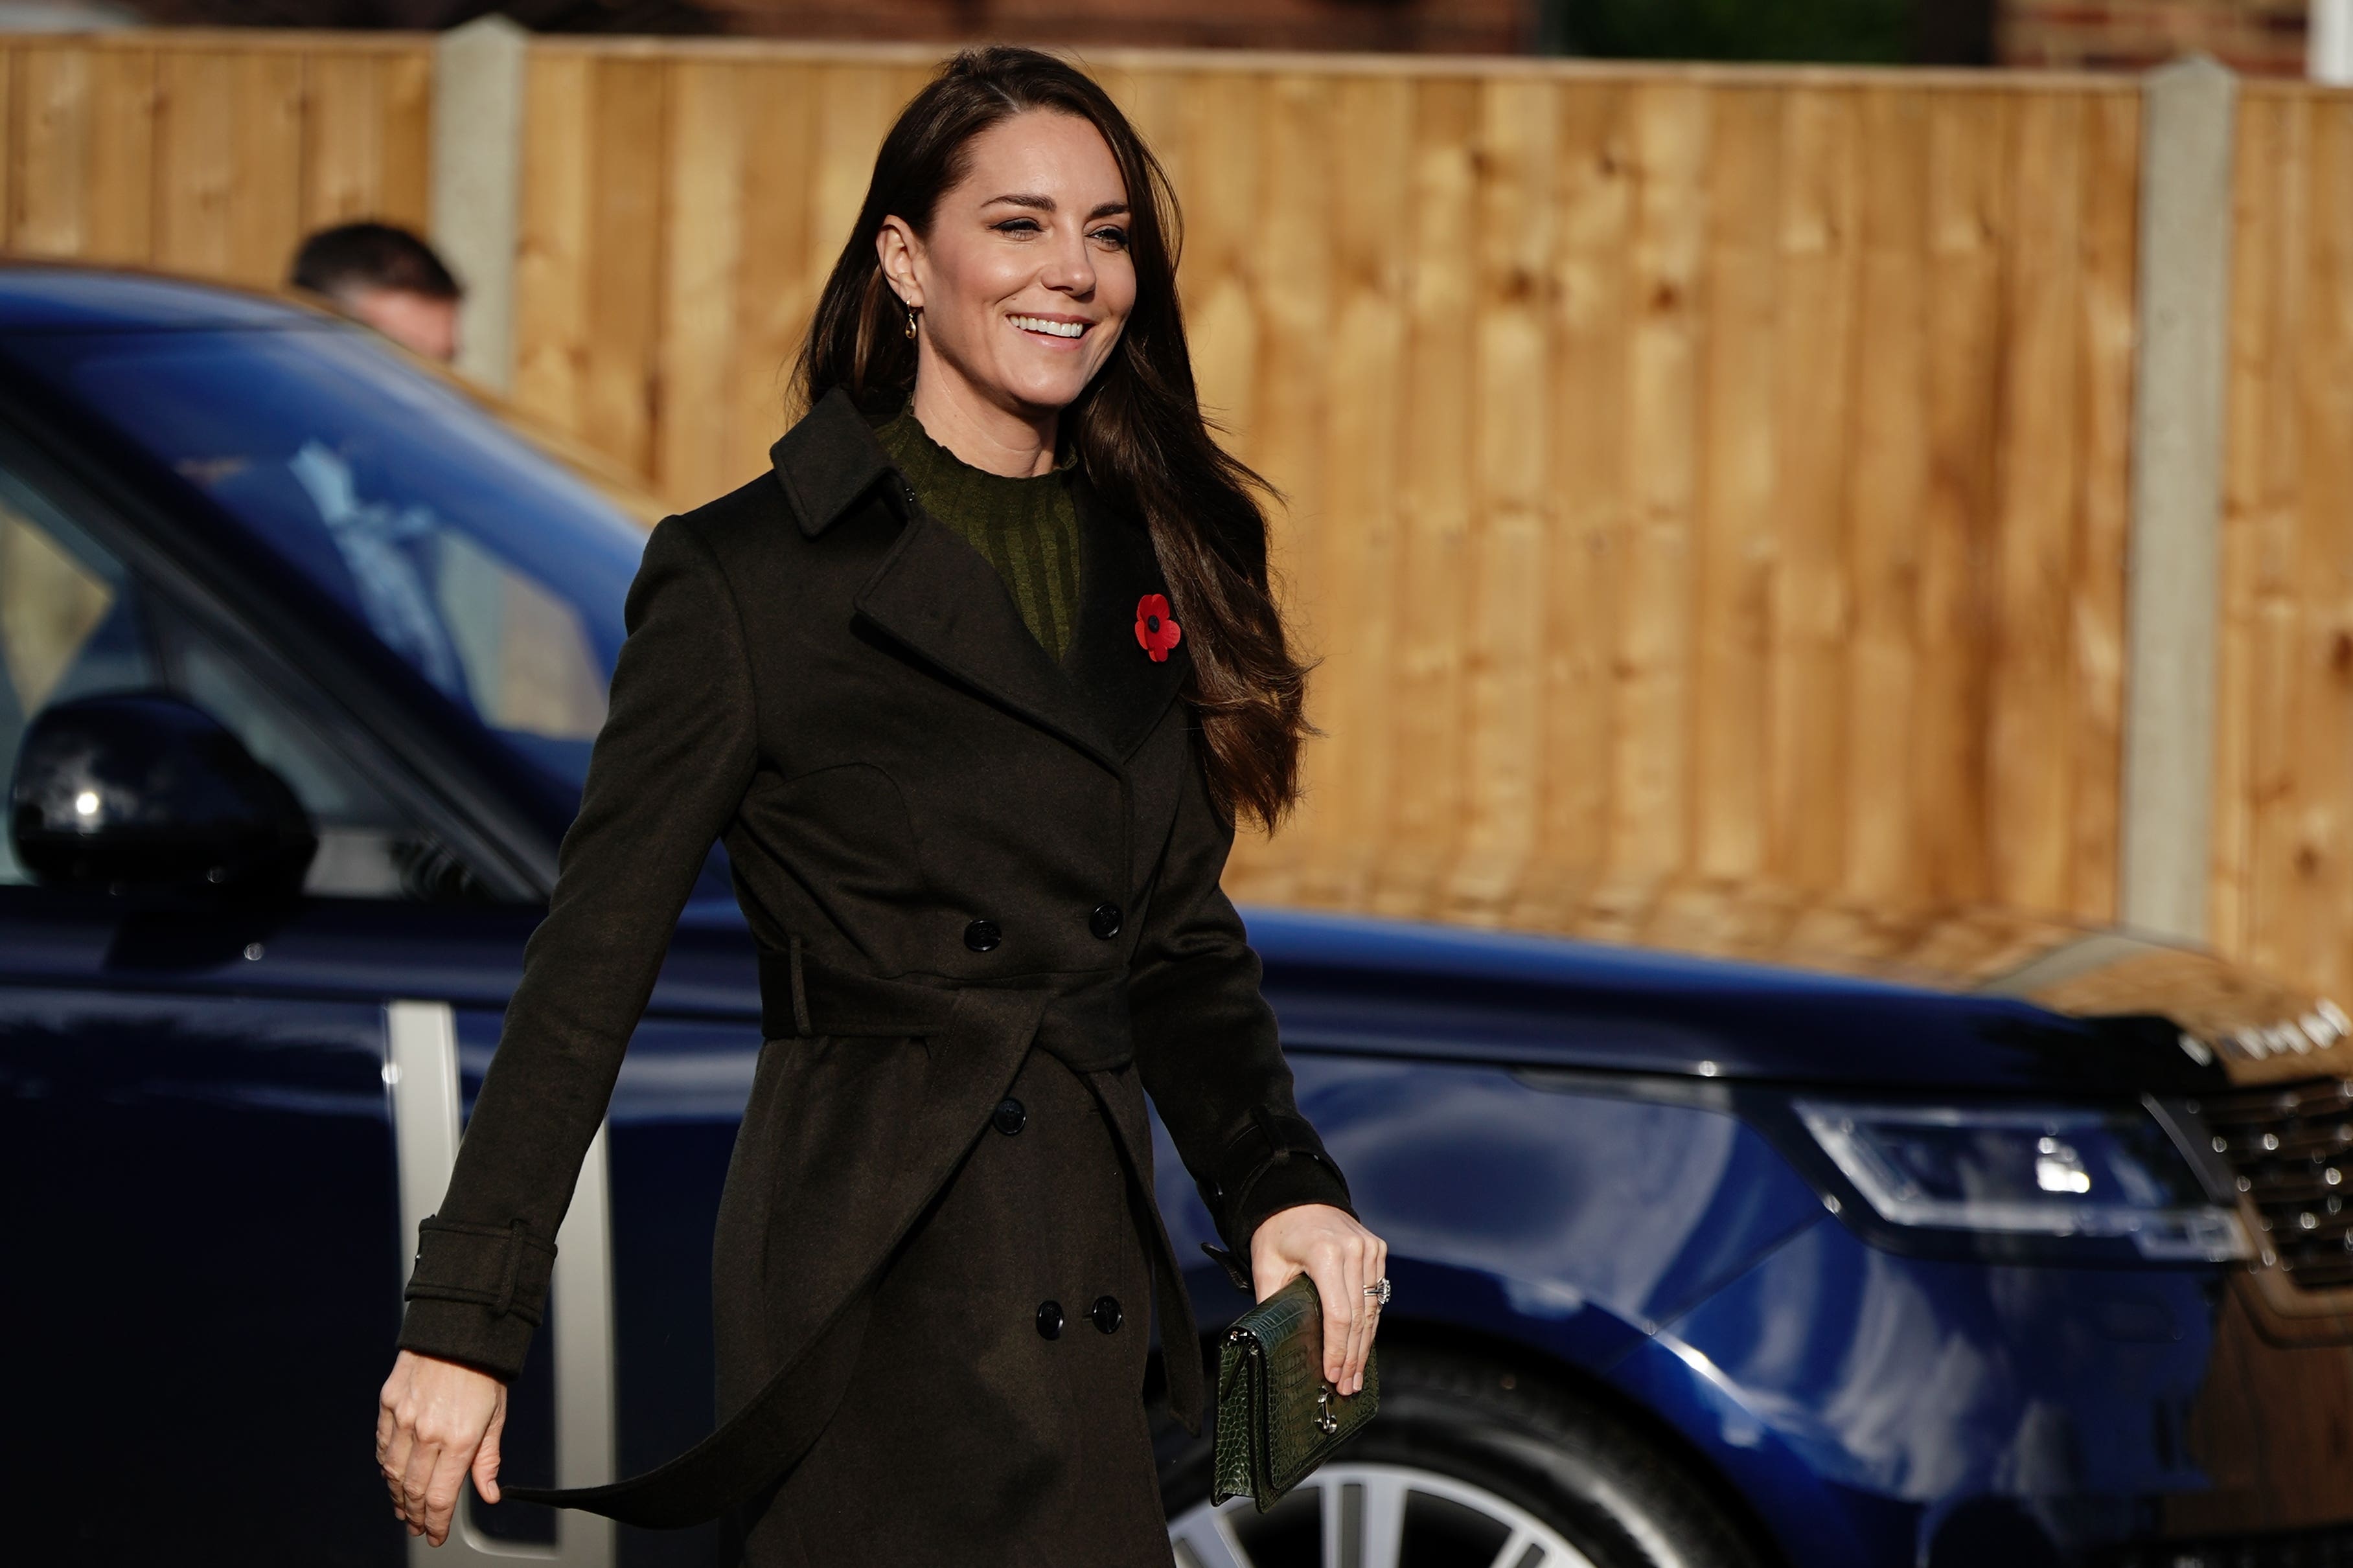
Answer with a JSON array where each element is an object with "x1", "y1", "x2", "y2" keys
[{"x1": 2001, "y1": 0, "x2": 2308, "y2": 74}]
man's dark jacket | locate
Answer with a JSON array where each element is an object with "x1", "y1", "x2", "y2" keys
[{"x1": 395, "y1": 389, "x2": 1353, "y2": 1525}]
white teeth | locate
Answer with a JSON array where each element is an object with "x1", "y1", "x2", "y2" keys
[{"x1": 1011, "y1": 315, "x2": 1085, "y2": 338}]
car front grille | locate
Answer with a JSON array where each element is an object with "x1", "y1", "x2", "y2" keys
[
  {"x1": 2098, "y1": 1521, "x2": 2353, "y2": 1567},
  {"x1": 2201, "y1": 1076, "x2": 2353, "y2": 1290}
]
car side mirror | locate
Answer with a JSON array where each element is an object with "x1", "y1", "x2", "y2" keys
[{"x1": 9, "y1": 690, "x2": 317, "y2": 898}]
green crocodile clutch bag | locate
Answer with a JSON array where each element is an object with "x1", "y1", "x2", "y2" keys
[{"x1": 1210, "y1": 1273, "x2": 1379, "y2": 1512}]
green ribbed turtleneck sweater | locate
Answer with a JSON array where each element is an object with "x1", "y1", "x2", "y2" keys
[{"x1": 876, "y1": 408, "x2": 1083, "y2": 665}]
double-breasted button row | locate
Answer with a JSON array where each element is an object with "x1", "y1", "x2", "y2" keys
[
  {"x1": 1035, "y1": 1297, "x2": 1123, "y2": 1339},
  {"x1": 992, "y1": 1097, "x2": 1027, "y2": 1136},
  {"x1": 961, "y1": 905, "x2": 1121, "y2": 952}
]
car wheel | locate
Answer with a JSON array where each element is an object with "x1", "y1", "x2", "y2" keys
[{"x1": 1163, "y1": 1345, "x2": 1767, "y2": 1568}]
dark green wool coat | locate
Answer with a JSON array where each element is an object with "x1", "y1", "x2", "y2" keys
[{"x1": 395, "y1": 387, "x2": 1354, "y2": 1554}]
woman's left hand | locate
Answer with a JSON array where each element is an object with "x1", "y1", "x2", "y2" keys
[{"x1": 1250, "y1": 1203, "x2": 1388, "y2": 1395}]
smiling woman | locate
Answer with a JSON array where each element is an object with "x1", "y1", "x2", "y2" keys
[{"x1": 374, "y1": 43, "x2": 1385, "y2": 1568}]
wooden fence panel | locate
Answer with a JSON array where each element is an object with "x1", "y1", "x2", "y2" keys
[
  {"x1": 0, "y1": 33, "x2": 430, "y2": 282},
  {"x1": 2211, "y1": 85, "x2": 2353, "y2": 1005}
]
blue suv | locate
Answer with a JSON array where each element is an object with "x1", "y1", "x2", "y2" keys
[{"x1": 0, "y1": 266, "x2": 2343, "y2": 1568}]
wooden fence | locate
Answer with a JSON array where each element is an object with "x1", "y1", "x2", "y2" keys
[
  {"x1": 0, "y1": 31, "x2": 428, "y2": 284},
  {"x1": 1, "y1": 32, "x2": 2351, "y2": 1007}
]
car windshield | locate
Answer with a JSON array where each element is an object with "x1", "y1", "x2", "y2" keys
[{"x1": 25, "y1": 324, "x2": 645, "y2": 795}]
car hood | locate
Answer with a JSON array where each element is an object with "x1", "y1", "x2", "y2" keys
[{"x1": 1239, "y1": 903, "x2": 2347, "y2": 1097}]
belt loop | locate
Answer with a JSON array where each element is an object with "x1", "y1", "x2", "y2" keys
[
  {"x1": 788, "y1": 934, "x2": 812, "y2": 1037},
  {"x1": 491, "y1": 1219, "x2": 526, "y2": 1319}
]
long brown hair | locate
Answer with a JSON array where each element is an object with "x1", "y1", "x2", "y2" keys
[{"x1": 792, "y1": 45, "x2": 1311, "y2": 831}]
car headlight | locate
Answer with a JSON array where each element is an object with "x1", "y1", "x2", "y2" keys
[{"x1": 1795, "y1": 1100, "x2": 2248, "y2": 1262}]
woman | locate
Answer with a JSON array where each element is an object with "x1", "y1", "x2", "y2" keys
[{"x1": 376, "y1": 45, "x2": 1386, "y2": 1565}]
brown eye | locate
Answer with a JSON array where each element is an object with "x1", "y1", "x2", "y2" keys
[{"x1": 1091, "y1": 227, "x2": 1130, "y2": 251}]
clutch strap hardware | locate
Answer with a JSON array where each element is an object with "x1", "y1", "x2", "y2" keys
[{"x1": 1315, "y1": 1383, "x2": 1339, "y2": 1435}]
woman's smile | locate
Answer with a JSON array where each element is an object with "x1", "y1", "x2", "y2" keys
[{"x1": 1008, "y1": 311, "x2": 1093, "y2": 345}]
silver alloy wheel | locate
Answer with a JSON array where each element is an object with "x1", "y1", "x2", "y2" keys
[{"x1": 1167, "y1": 1460, "x2": 1595, "y2": 1568}]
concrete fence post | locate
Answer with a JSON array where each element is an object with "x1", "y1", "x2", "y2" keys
[
  {"x1": 2120, "y1": 54, "x2": 2237, "y2": 944},
  {"x1": 2313, "y1": 0, "x2": 2353, "y2": 84},
  {"x1": 432, "y1": 15, "x2": 528, "y2": 394}
]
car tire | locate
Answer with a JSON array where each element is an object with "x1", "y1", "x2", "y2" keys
[{"x1": 1162, "y1": 1343, "x2": 1769, "y2": 1568}]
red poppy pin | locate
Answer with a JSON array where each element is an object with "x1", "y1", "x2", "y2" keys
[{"x1": 1134, "y1": 593, "x2": 1182, "y2": 663}]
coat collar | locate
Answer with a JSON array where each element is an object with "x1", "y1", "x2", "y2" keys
[
  {"x1": 773, "y1": 388, "x2": 1192, "y2": 768},
  {"x1": 770, "y1": 387, "x2": 896, "y2": 538}
]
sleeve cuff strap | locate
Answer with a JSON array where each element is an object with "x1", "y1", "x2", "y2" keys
[
  {"x1": 402, "y1": 1215, "x2": 557, "y2": 1328},
  {"x1": 1228, "y1": 1153, "x2": 1357, "y2": 1253},
  {"x1": 1211, "y1": 1111, "x2": 1355, "y2": 1253}
]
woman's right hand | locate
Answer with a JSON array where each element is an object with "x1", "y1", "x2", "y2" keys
[{"x1": 376, "y1": 1348, "x2": 507, "y2": 1545}]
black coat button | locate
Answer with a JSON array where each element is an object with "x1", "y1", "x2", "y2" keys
[
  {"x1": 992, "y1": 1097, "x2": 1026, "y2": 1136},
  {"x1": 964, "y1": 918, "x2": 1002, "y2": 953},
  {"x1": 1036, "y1": 1301, "x2": 1063, "y2": 1340},
  {"x1": 1089, "y1": 903, "x2": 1123, "y2": 940},
  {"x1": 1090, "y1": 1295, "x2": 1123, "y2": 1334}
]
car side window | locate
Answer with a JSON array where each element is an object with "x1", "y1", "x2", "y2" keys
[
  {"x1": 154, "y1": 610, "x2": 485, "y2": 902},
  {"x1": 0, "y1": 497, "x2": 155, "y2": 883},
  {"x1": 0, "y1": 470, "x2": 483, "y2": 902}
]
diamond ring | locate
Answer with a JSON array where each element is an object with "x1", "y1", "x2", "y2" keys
[{"x1": 1363, "y1": 1279, "x2": 1392, "y2": 1306}]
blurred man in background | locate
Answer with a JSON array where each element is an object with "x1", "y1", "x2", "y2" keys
[{"x1": 289, "y1": 222, "x2": 463, "y2": 363}]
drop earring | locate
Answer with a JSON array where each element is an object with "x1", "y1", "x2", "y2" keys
[{"x1": 903, "y1": 304, "x2": 919, "y2": 341}]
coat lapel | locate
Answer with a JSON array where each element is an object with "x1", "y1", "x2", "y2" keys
[
  {"x1": 853, "y1": 499, "x2": 1126, "y2": 773},
  {"x1": 775, "y1": 389, "x2": 1193, "y2": 772},
  {"x1": 1061, "y1": 474, "x2": 1191, "y2": 759}
]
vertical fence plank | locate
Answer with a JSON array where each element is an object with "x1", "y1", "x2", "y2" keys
[
  {"x1": 1768, "y1": 86, "x2": 1862, "y2": 895},
  {"x1": 1509, "y1": 78, "x2": 1631, "y2": 931},
  {"x1": 1228, "y1": 71, "x2": 1333, "y2": 902},
  {"x1": 1290, "y1": 71, "x2": 1412, "y2": 911},
  {"x1": 1842, "y1": 86, "x2": 1929, "y2": 907},
  {"x1": 227, "y1": 50, "x2": 303, "y2": 287},
  {"x1": 1917, "y1": 90, "x2": 2010, "y2": 907},
  {"x1": 1688, "y1": 85, "x2": 1780, "y2": 886},
  {"x1": 2238, "y1": 91, "x2": 2313, "y2": 988},
  {"x1": 84, "y1": 47, "x2": 155, "y2": 264},
  {"x1": 2301, "y1": 95, "x2": 2353, "y2": 1002},
  {"x1": 15, "y1": 45, "x2": 84, "y2": 256},
  {"x1": 305, "y1": 51, "x2": 384, "y2": 229},
  {"x1": 579, "y1": 56, "x2": 665, "y2": 481},
  {"x1": 1175, "y1": 71, "x2": 1264, "y2": 459},
  {"x1": 2212, "y1": 91, "x2": 2278, "y2": 961},
  {"x1": 155, "y1": 49, "x2": 234, "y2": 278},
  {"x1": 1445, "y1": 74, "x2": 1554, "y2": 920},
  {"x1": 513, "y1": 49, "x2": 591, "y2": 437},
  {"x1": 1605, "y1": 82, "x2": 1708, "y2": 894},
  {"x1": 1372, "y1": 74, "x2": 1477, "y2": 918},
  {"x1": 379, "y1": 47, "x2": 431, "y2": 232},
  {"x1": 2067, "y1": 89, "x2": 2139, "y2": 924},
  {"x1": 2271, "y1": 92, "x2": 2353, "y2": 994},
  {"x1": 731, "y1": 60, "x2": 820, "y2": 445},
  {"x1": 658, "y1": 57, "x2": 745, "y2": 510},
  {"x1": 1990, "y1": 91, "x2": 2088, "y2": 914}
]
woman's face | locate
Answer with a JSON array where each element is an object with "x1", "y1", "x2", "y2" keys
[{"x1": 879, "y1": 109, "x2": 1137, "y2": 420}]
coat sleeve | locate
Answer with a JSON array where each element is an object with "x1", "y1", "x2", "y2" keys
[
  {"x1": 396, "y1": 516, "x2": 759, "y2": 1380},
  {"x1": 1125, "y1": 727, "x2": 1354, "y2": 1262}
]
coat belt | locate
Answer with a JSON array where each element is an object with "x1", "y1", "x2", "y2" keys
[{"x1": 758, "y1": 938, "x2": 1136, "y2": 1073}]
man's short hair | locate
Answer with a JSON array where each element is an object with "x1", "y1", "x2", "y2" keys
[{"x1": 290, "y1": 222, "x2": 461, "y2": 303}]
